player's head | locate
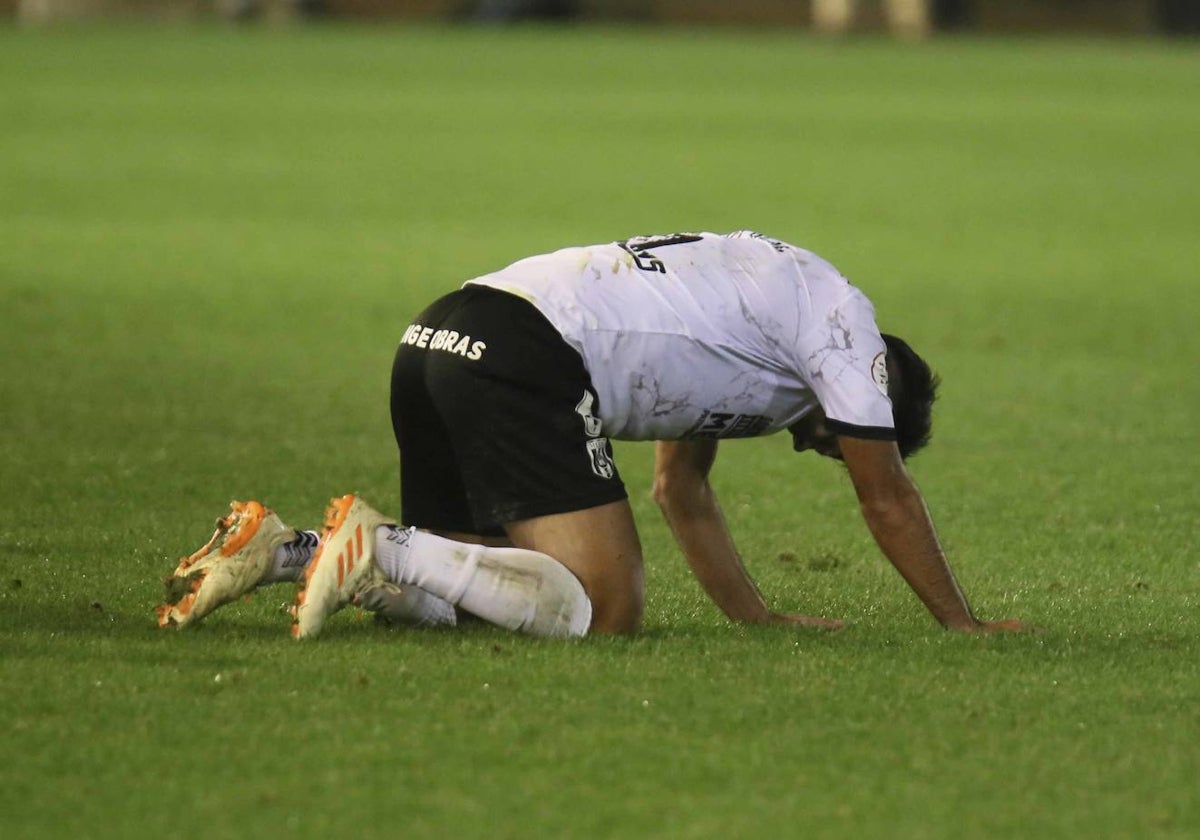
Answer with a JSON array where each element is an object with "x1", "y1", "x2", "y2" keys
[{"x1": 881, "y1": 333, "x2": 939, "y2": 460}]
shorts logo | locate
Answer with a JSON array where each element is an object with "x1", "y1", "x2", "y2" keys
[
  {"x1": 586, "y1": 438, "x2": 616, "y2": 479},
  {"x1": 576, "y1": 389, "x2": 614, "y2": 479},
  {"x1": 871, "y1": 352, "x2": 889, "y2": 397},
  {"x1": 575, "y1": 390, "x2": 603, "y2": 437}
]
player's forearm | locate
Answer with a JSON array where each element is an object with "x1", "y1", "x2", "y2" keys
[
  {"x1": 859, "y1": 487, "x2": 978, "y2": 630},
  {"x1": 654, "y1": 482, "x2": 771, "y2": 623}
]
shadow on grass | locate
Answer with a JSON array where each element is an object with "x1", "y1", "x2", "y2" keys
[{"x1": 3, "y1": 595, "x2": 1192, "y2": 670}]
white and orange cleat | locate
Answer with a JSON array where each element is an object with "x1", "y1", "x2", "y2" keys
[
  {"x1": 156, "y1": 500, "x2": 297, "y2": 629},
  {"x1": 291, "y1": 494, "x2": 394, "y2": 639}
]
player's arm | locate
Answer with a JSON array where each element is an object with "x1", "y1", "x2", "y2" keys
[
  {"x1": 838, "y1": 435, "x2": 1025, "y2": 633},
  {"x1": 653, "y1": 439, "x2": 842, "y2": 629}
]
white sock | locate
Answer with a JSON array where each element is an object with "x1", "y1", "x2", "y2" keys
[
  {"x1": 354, "y1": 583, "x2": 457, "y2": 627},
  {"x1": 375, "y1": 526, "x2": 591, "y2": 637},
  {"x1": 376, "y1": 524, "x2": 418, "y2": 579},
  {"x1": 263, "y1": 530, "x2": 320, "y2": 583}
]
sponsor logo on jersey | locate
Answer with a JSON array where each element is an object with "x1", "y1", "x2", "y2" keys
[
  {"x1": 871, "y1": 352, "x2": 889, "y2": 397},
  {"x1": 400, "y1": 323, "x2": 486, "y2": 360},
  {"x1": 684, "y1": 411, "x2": 772, "y2": 439}
]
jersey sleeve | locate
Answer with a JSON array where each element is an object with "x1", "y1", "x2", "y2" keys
[{"x1": 794, "y1": 288, "x2": 896, "y2": 440}]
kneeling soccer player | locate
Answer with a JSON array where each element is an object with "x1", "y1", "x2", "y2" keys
[{"x1": 156, "y1": 231, "x2": 1027, "y2": 638}]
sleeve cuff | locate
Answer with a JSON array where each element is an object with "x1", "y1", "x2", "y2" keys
[{"x1": 825, "y1": 418, "x2": 897, "y2": 441}]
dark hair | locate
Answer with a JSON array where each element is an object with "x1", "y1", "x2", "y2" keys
[{"x1": 882, "y1": 334, "x2": 940, "y2": 460}]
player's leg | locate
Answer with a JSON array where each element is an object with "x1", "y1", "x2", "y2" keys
[
  {"x1": 292, "y1": 288, "x2": 590, "y2": 638},
  {"x1": 431, "y1": 527, "x2": 644, "y2": 631},
  {"x1": 414, "y1": 286, "x2": 633, "y2": 633},
  {"x1": 293, "y1": 286, "x2": 621, "y2": 639},
  {"x1": 376, "y1": 519, "x2": 594, "y2": 637},
  {"x1": 392, "y1": 288, "x2": 599, "y2": 635},
  {"x1": 364, "y1": 499, "x2": 646, "y2": 637},
  {"x1": 504, "y1": 499, "x2": 644, "y2": 634},
  {"x1": 292, "y1": 494, "x2": 593, "y2": 638},
  {"x1": 430, "y1": 530, "x2": 512, "y2": 548}
]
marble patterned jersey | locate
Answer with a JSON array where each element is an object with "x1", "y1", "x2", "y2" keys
[{"x1": 465, "y1": 231, "x2": 895, "y2": 443}]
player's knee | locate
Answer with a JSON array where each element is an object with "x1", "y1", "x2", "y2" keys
[
  {"x1": 591, "y1": 597, "x2": 643, "y2": 635},
  {"x1": 582, "y1": 566, "x2": 644, "y2": 635}
]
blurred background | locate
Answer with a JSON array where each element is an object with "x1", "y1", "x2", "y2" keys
[{"x1": 6, "y1": 0, "x2": 1200, "y2": 36}]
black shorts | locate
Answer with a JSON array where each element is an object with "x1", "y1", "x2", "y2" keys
[{"x1": 390, "y1": 285, "x2": 627, "y2": 537}]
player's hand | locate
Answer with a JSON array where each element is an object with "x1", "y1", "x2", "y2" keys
[{"x1": 768, "y1": 612, "x2": 845, "y2": 631}]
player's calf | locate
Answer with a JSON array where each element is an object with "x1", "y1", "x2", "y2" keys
[{"x1": 376, "y1": 528, "x2": 592, "y2": 638}]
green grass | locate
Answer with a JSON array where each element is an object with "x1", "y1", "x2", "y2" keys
[{"x1": 2, "y1": 22, "x2": 1198, "y2": 839}]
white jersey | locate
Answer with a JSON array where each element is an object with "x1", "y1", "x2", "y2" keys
[{"x1": 465, "y1": 231, "x2": 894, "y2": 443}]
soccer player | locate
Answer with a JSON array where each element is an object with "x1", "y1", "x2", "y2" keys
[{"x1": 156, "y1": 231, "x2": 1026, "y2": 638}]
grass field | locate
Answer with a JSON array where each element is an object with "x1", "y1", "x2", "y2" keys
[{"x1": 1, "y1": 21, "x2": 1198, "y2": 839}]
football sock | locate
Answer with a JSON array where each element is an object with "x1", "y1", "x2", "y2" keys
[
  {"x1": 354, "y1": 583, "x2": 458, "y2": 627},
  {"x1": 263, "y1": 530, "x2": 320, "y2": 583},
  {"x1": 375, "y1": 526, "x2": 592, "y2": 637}
]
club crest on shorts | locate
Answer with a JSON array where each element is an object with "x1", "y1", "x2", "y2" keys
[{"x1": 586, "y1": 438, "x2": 616, "y2": 479}]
